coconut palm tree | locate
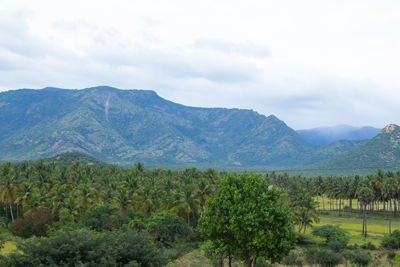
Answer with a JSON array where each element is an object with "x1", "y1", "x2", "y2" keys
[
  {"x1": 383, "y1": 177, "x2": 397, "y2": 234},
  {"x1": 357, "y1": 179, "x2": 374, "y2": 237},
  {"x1": 0, "y1": 173, "x2": 18, "y2": 221}
]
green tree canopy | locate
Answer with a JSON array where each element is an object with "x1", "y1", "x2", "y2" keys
[{"x1": 200, "y1": 173, "x2": 295, "y2": 267}]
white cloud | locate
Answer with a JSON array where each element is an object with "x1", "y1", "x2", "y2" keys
[{"x1": 0, "y1": 0, "x2": 400, "y2": 129}]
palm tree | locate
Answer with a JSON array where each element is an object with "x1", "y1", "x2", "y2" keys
[
  {"x1": 0, "y1": 173, "x2": 18, "y2": 221},
  {"x1": 383, "y1": 177, "x2": 397, "y2": 234},
  {"x1": 288, "y1": 185, "x2": 319, "y2": 233},
  {"x1": 348, "y1": 175, "x2": 360, "y2": 213},
  {"x1": 357, "y1": 180, "x2": 374, "y2": 237},
  {"x1": 76, "y1": 181, "x2": 96, "y2": 213},
  {"x1": 15, "y1": 182, "x2": 32, "y2": 216},
  {"x1": 179, "y1": 185, "x2": 200, "y2": 226},
  {"x1": 198, "y1": 178, "x2": 212, "y2": 213},
  {"x1": 137, "y1": 185, "x2": 156, "y2": 214},
  {"x1": 115, "y1": 187, "x2": 131, "y2": 214}
]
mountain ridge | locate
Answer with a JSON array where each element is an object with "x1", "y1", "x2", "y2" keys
[
  {"x1": 0, "y1": 86, "x2": 369, "y2": 168},
  {"x1": 315, "y1": 124, "x2": 400, "y2": 172}
]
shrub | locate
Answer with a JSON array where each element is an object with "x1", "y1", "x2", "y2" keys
[
  {"x1": 145, "y1": 212, "x2": 190, "y2": 246},
  {"x1": 58, "y1": 208, "x2": 74, "y2": 225},
  {"x1": 108, "y1": 229, "x2": 166, "y2": 266},
  {"x1": 312, "y1": 225, "x2": 350, "y2": 244},
  {"x1": 351, "y1": 250, "x2": 372, "y2": 267},
  {"x1": 328, "y1": 240, "x2": 347, "y2": 252},
  {"x1": 282, "y1": 250, "x2": 304, "y2": 267},
  {"x1": 317, "y1": 249, "x2": 343, "y2": 267},
  {"x1": 381, "y1": 229, "x2": 400, "y2": 249},
  {"x1": 305, "y1": 248, "x2": 342, "y2": 267},
  {"x1": 4, "y1": 228, "x2": 166, "y2": 266},
  {"x1": 80, "y1": 205, "x2": 126, "y2": 231},
  {"x1": 341, "y1": 250, "x2": 354, "y2": 266},
  {"x1": 9, "y1": 207, "x2": 54, "y2": 238},
  {"x1": 296, "y1": 233, "x2": 316, "y2": 245},
  {"x1": 360, "y1": 241, "x2": 376, "y2": 250},
  {"x1": 387, "y1": 250, "x2": 396, "y2": 261}
]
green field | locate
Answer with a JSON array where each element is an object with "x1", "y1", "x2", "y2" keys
[
  {"x1": 0, "y1": 241, "x2": 16, "y2": 255},
  {"x1": 314, "y1": 212, "x2": 400, "y2": 246},
  {"x1": 316, "y1": 197, "x2": 390, "y2": 212}
]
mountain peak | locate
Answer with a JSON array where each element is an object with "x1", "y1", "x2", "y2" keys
[{"x1": 381, "y1": 124, "x2": 400, "y2": 134}]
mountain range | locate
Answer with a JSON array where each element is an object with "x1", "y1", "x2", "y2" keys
[
  {"x1": 297, "y1": 125, "x2": 380, "y2": 145},
  {"x1": 0, "y1": 86, "x2": 397, "y2": 172},
  {"x1": 315, "y1": 124, "x2": 400, "y2": 172}
]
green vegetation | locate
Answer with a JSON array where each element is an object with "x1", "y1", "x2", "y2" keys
[
  {"x1": 0, "y1": 158, "x2": 399, "y2": 265},
  {"x1": 43, "y1": 152, "x2": 106, "y2": 166},
  {"x1": 318, "y1": 124, "x2": 400, "y2": 172},
  {"x1": 200, "y1": 173, "x2": 295, "y2": 266}
]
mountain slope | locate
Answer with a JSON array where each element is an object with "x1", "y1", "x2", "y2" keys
[
  {"x1": 297, "y1": 125, "x2": 379, "y2": 145},
  {"x1": 0, "y1": 86, "x2": 326, "y2": 167},
  {"x1": 317, "y1": 124, "x2": 400, "y2": 170},
  {"x1": 43, "y1": 152, "x2": 106, "y2": 166}
]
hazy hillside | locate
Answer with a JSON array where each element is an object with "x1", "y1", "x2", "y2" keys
[
  {"x1": 0, "y1": 86, "x2": 363, "y2": 168},
  {"x1": 297, "y1": 125, "x2": 379, "y2": 145},
  {"x1": 316, "y1": 124, "x2": 400, "y2": 171}
]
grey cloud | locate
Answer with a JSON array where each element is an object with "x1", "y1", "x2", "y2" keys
[
  {"x1": 194, "y1": 39, "x2": 270, "y2": 58},
  {"x1": 0, "y1": 10, "x2": 48, "y2": 59},
  {"x1": 86, "y1": 39, "x2": 260, "y2": 84}
]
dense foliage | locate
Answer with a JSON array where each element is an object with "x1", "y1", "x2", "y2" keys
[
  {"x1": 4, "y1": 228, "x2": 165, "y2": 267},
  {"x1": 0, "y1": 159, "x2": 399, "y2": 266},
  {"x1": 200, "y1": 173, "x2": 296, "y2": 266}
]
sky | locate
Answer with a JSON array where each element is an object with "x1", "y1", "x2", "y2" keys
[{"x1": 0, "y1": 0, "x2": 399, "y2": 129}]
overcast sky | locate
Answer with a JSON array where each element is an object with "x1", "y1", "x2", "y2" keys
[{"x1": 1, "y1": 0, "x2": 399, "y2": 129}]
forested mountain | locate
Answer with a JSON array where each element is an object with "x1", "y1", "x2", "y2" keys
[
  {"x1": 317, "y1": 124, "x2": 400, "y2": 171},
  {"x1": 43, "y1": 152, "x2": 106, "y2": 166},
  {"x1": 297, "y1": 125, "x2": 380, "y2": 145},
  {"x1": 0, "y1": 86, "x2": 363, "y2": 168}
]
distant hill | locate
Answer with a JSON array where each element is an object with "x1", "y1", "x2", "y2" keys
[
  {"x1": 0, "y1": 86, "x2": 362, "y2": 168},
  {"x1": 43, "y1": 152, "x2": 106, "y2": 166},
  {"x1": 316, "y1": 124, "x2": 400, "y2": 172},
  {"x1": 297, "y1": 125, "x2": 380, "y2": 145}
]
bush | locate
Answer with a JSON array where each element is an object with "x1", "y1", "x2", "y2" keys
[
  {"x1": 328, "y1": 240, "x2": 347, "y2": 252},
  {"x1": 305, "y1": 248, "x2": 342, "y2": 267},
  {"x1": 341, "y1": 250, "x2": 354, "y2": 266},
  {"x1": 80, "y1": 205, "x2": 126, "y2": 231},
  {"x1": 9, "y1": 208, "x2": 54, "y2": 238},
  {"x1": 4, "y1": 228, "x2": 166, "y2": 266},
  {"x1": 360, "y1": 241, "x2": 376, "y2": 250},
  {"x1": 0, "y1": 217, "x2": 9, "y2": 227},
  {"x1": 108, "y1": 229, "x2": 167, "y2": 266},
  {"x1": 312, "y1": 225, "x2": 350, "y2": 245},
  {"x1": 296, "y1": 233, "x2": 316, "y2": 245},
  {"x1": 145, "y1": 212, "x2": 190, "y2": 246},
  {"x1": 381, "y1": 229, "x2": 400, "y2": 249},
  {"x1": 351, "y1": 250, "x2": 371, "y2": 267},
  {"x1": 282, "y1": 250, "x2": 304, "y2": 267},
  {"x1": 58, "y1": 208, "x2": 74, "y2": 225}
]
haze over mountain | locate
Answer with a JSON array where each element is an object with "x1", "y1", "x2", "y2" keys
[
  {"x1": 0, "y1": 86, "x2": 364, "y2": 168},
  {"x1": 297, "y1": 125, "x2": 380, "y2": 145},
  {"x1": 316, "y1": 124, "x2": 400, "y2": 172}
]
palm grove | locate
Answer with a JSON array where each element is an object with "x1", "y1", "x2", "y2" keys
[{"x1": 0, "y1": 158, "x2": 399, "y2": 265}]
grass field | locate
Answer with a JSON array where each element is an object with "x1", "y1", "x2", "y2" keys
[
  {"x1": 0, "y1": 241, "x2": 16, "y2": 255},
  {"x1": 312, "y1": 211, "x2": 400, "y2": 246},
  {"x1": 316, "y1": 197, "x2": 393, "y2": 213}
]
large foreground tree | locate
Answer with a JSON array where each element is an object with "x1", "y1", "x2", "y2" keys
[{"x1": 200, "y1": 173, "x2": 295, "y2": 267}]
